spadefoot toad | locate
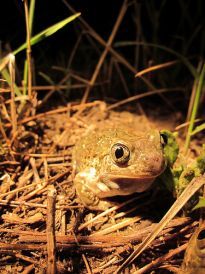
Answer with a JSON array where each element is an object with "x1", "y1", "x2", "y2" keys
[{"x1": 72, "y1": 127, "x2": 166, "y2": 210}]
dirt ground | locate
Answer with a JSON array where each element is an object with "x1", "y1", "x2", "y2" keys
[{"x1": 0, "y1": 98, "x2": 204, "y2": 273}]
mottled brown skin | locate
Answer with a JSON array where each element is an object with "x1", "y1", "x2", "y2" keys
[{"x1": 72, "y1": 127, "x2": 166, "y2": 210}]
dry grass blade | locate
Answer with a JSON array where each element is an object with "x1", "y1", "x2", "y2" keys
[
  {"x1": 107, "y1": 87, "x2": 184, "y2": 110},
  {"x1": 23, "y1": 0, "x2": 32, "y2": 99},
  {"x1": 92, "y1": 216, "x2": 141, "y2": 236},
  {"x1": 81, "y1": 0, "x2": 128, "y2": 104},
  {"x1": 4, "y1": 101, "x2": 102, "y2": 128},
  {"x1": 0, "y1": 54, "x2": 12, "y2": 72},
  {"x1": 0, "y1": 181, "x2": 42, "y2": 200},
  {"x1": 0, "y1": 120, "x2": 10, "y2": 146},
  {"x1": 8, "y1": 54, "x2": 17, "y2": 134},
  {"x1": 82, "y1": 254, "x2": 92, "y2": 274},
  {"x1": 62, "y1": 1, "x2": 137, "y2": 74},
  {"x1": 46, "y1": 185, "x2": 57, "y2": 274},
  {"x1": 0, "y1": 199, "x2": 81, "y2": 210},
  {"x1": 78, "y1": 195, "x2": 148, "y2": 232},
  {"x1": 175, "y1": 118, "x2": 203, "y2": 131},
  {"x1": 135, "y1": 60, "x2": 179, "y2": 77},
  {"x1": 21, "y1": 264, "x2": 35, "y2": 274}
]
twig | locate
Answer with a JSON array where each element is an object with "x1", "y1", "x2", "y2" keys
[
  {"x1": 0, "y1": 181, "x2": 42, "y2": 200},
  {"x1": 0, "y1": 198, "x2": 82, "y2": 210},
  {"x1": 15, "y1": 253, "x2": 39, "y2": 265},
  {"x1": 57, "y1": 194, "x2": 67, "y2": 234},
  {"x1": 0, "y1": 242, "x2": 115, "y2": 252},
  {"x1": 2, "y1": 212, "x2": 43, "y2": 224},
  {"x1": 92, "y1": 215, "x2": 141, "y2": 236},
  {"x1": 21, "y1": 264, "x2": 35, "y2": 274},
  {"x1": 18, "y1": 217, "x2": 191, "y2": 245},
  {"x1": 17, "y1": 170, "x2": 70, "y2": 202},
  {"x1": 82, "y1": 254, "x2": 92, "y2": 274},
  {"x1": 46, "y1": 185, "x2": 57, "y2": 274},
  {"x1": 0, "y1": 242, "x2": 46, "y2": 251},
  {"x1": 0, "y1": 169, "x2": 69, "y2": 201},
  {"x1": 0, "y1": 161, "x2": 19, "y2": 166},
  {"x1": 6, "y1": 167, "x2": 33, "y2": 201},
  {"x1": 44, "y1": 157, "x2": 49, "y2": 181},
  {"x1": 10, "y1": 151, "x2": 71, "y2": 159},
  {"x1": 30, "y1": 157, "x2": 41, "y2": 184}
]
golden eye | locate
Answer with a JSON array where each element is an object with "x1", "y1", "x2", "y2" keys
[{"x1": 111, "y1": 143, "x2": 130, "y2": 164}]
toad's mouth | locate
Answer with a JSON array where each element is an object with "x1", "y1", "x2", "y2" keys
[
  {"x1": 100, "y1": 171, "x2": 163, "y2": 183},
  {"x1": 97, "y1": 173, "x2": 161, "y2": 197}
]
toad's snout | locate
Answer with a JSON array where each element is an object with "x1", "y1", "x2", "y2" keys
[{"x1": 139, "y1": 151, "x2": 166, "y2": 176}]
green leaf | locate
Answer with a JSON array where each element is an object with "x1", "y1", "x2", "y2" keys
[
  {"x1": 29, "y1": 0, "x2": 36, "y2": 35},
  {"x1": 1, "y1": 69, "x2": 22, "y2": 96},
  {"x1": 185, "y1": 62, "x2": 205, "y2": 151},
  {"x1": 160, "y1": 130, "x2": 179, "y2": 166},
  {"x1": 175, "y1": 146, "x2": 205, "y2": 197},
  {"x1": 192, "y1": 196, "x2": 205, "y2": 211},
  {"x1": 191, "y1": 123, "x2": 205, "y2": 136},
  {"x1": 13, "y1": 13, "x2": 81, "y2": 55}
]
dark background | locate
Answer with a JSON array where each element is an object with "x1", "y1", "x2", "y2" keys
[
  {"x1": 0, "y1": 0, "x2": 204, "y2": 105},
  {"x1": 1, "y1": 1, "x2": 203, "y2": 54}
]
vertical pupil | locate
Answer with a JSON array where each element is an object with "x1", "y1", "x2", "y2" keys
[{"x1": 115, "y1": 147, "x2": 124, "y2": 159}]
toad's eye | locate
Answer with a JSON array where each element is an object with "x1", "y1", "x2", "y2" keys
[
  {"x1": 160, "y1": 132, "x2": 168, "y2": 148},
  {"x1": 111, "y1": 143, "x2": 130, "y2": 164}
]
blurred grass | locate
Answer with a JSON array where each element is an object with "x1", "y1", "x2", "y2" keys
[
  {"x1": 0, "y1": 12, "x2": 80, "y2": 97},
  {"x1": 12, "y1": 13, "x2": 80, "y2": 56},
  {"x1": 185, "y1": 62, "x2": 205, "y2": 151}
]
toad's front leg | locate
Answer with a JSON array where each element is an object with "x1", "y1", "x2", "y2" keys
[{"x1": 73, "y1": 169, "x2": 115, "y2": 211}]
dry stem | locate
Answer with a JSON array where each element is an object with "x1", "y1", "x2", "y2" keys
[
  {"x1": 46, "y1": 185, "x2": 57, "y2": 274},
  {"x1": 81, "y1": 0, "x2": 128, "y2": 103}
]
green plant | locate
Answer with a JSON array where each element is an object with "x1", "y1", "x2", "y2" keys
[{"x1": 0, "y1": 7, "x2": 80, "y2": 97}]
